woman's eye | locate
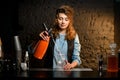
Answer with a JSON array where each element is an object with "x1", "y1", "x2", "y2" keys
[
  {"x1": 58, "y1": 17, "x2": 63, "y2": 20},
  {"x1": 65, "y1": 19, "x2": 69, "y2": 21}
]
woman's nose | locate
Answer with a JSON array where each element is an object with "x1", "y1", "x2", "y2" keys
[{"x1": 62, "y1": 19, "x2": 65, "y2": 23}]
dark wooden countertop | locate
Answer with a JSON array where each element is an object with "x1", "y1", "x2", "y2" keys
[{"x1": 0, "y1": 68, "x2": 119, "y2": 79}]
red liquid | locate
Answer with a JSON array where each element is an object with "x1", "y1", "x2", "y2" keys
[{"x1": 107, "y1": 55, "x2": 118, "y2": 72}]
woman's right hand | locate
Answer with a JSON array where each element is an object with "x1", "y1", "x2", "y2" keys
[{"x1": 39, "y1": 31, "x2": 49, "y2": 41}]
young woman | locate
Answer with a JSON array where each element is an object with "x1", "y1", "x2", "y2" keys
[{"x1": 38, "y1": 5, "x2": 82, "y2": 70}]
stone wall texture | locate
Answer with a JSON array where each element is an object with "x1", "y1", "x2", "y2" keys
[{"x1": 18, "y1": 0, "x2": 120, "y2": 70}]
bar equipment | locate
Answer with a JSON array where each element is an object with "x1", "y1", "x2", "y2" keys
[{"x1": 14, "y1": 35, "x2": 22, "y2": 71}]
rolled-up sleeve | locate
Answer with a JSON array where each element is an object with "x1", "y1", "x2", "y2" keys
[{"x1": 72, "y1": 34, "x2": 82, "y2": 66}]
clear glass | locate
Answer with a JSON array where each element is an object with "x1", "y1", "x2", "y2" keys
[
  {"x1": 56, "y1": 54, "x2": 66, "y2": 69},
  {"x1": 21, "y1": 62, "x2": 27, "y2": 71}
]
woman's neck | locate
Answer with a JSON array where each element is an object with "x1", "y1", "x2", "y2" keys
[{"x1": 59, "y1": 29, "x2": 66, "y2": 34}]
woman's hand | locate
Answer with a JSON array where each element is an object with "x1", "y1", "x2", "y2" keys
[
  {"x1": 39, "y1": 31, "x2": 49, "y2": 41},
  {"x1": 63, "y1": 61, "x2": 73, "y2": 71},
  {"x1": 63, "y1": 60, "x2": 78, "y2": 71}
]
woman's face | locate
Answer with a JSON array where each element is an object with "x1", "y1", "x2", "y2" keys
[{"x1": 57, "y1": 13, "x2": 70, "y2": 30}]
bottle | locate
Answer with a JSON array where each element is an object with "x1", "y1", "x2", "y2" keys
[
  {"x1": 34, "y1": 23, "x2": 52, "y2": 60},
  {"x1": 98, "y1": 54, "x2": 103, "y2": 77},
  {"x1": 107, "y1": 43, "x2": 118, "y2": 72},
  {"x1": 118, "y1": 49, "x2": 120, "y2": 70},
  {"x1": 21, "y1": 51, "x2": 29, "y2": 71},
  {"x1": 0, "y1": 37, "x2": 3, "y2": 72},
  {"x1": 25, "y1": 51, "x2": 29, "y2": 70},
  {"x1": 34, "y1": 37, "x2": 50, "y2": 59},
  {"x1": 0, "y1": 37, "x2": 3, "y2": 59}
]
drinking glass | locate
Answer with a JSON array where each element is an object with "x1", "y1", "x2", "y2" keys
[
  {"x1": 56, "y1": 54, "x2": 66, "y2": 69},
  {"x1": 21, "y1": 62, "x2": 27, "y2": 71}
]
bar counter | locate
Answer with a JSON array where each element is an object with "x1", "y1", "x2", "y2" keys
[{"x1": 0, "y1": 68, "x2": 119, "y2": 79}]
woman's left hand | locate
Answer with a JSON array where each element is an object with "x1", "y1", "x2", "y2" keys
[{"x1": 63, "y1": 62, "x2": 73, "y2": 71}]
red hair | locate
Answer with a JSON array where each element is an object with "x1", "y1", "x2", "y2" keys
[{"x1": 52, "y1": 5, "x2": 76, "y2": 40}]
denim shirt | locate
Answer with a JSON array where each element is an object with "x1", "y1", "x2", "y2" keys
[{"x1": 53, "y1": 33, "x2": 81, "y2": 68}]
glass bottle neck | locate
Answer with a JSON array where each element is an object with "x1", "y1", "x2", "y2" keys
[{"x1": 111, "y1": 49, "x2": 115, "y2": 55}]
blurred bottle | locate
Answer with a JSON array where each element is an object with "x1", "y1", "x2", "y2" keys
[
  {"x1": 25, "y1": 51, "x2": 29, "y2": 70},
  {"x1": 98, "y1": 54, "x2": 103, "y2": 77},
  {"x1": 0, "y1": 37, "x2": 4, "y2": 72},
  {"x1": 21, "y1": 51, "x2": 29, "y2": 71},
  {"x1": 118, "y1": 49, "x2": 120, "y2": 70},
  {"x1": 0, "y1": 37, "x2": 4, "y2": 59},
  {"x1": 107, "y1": 43, "x2": 118, "y2": 72}
]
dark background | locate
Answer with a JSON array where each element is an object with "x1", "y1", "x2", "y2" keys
[{"x1": 0, "y1": 0, "x2": 20, "y2": 61}]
